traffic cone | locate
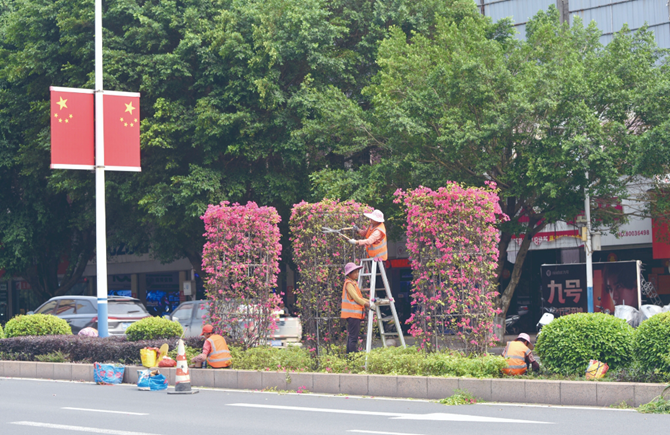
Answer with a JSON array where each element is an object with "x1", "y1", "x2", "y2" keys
[{"x1": 168, "y1": 339, "x2": 199, "y2": 395}]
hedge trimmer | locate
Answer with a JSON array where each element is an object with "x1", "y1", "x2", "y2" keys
[{"x1": 321, "y1": 226, "x2": 354, "y2": 241}]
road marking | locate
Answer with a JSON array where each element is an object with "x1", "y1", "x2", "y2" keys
[
  {"x1": 227, "y1": 403, "x2": 552, "y2": 424},
  {"x1": 348, "y1": 430, "x2": 424, "y2": 435},
  {"x1": 62, "y1": 407, "x2": 148, "y2": 416},
  {"x1": 10, "y1": 422, "x2": 159, "y2": 435}
]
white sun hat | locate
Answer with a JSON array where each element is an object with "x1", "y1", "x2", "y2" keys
[{"x1": 363, "y1": 209, "x2": 385, "y2": 223}]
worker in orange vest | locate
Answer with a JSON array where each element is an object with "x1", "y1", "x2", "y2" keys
[
  {"x1": 341, "y1": 262, "x2": 371, "y2": 354},
  {"x1": 190, "y1": 324, "x2": 232, "y2": 368},
  {"x1": 502, "y1": 333, "x2": 539, "y2": 375},
  {"x1": 349, "y1": 209, "x2": 387, "y2": 261}
]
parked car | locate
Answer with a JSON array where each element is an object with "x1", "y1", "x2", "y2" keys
[
  {"x1": 169, "y1": 300, "x2": 302, "y2": 347},
  {"x1": 29, "y1": 295, "x2": 151, "y2": 335}
]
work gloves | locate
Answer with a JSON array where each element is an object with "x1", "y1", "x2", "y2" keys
[
  {"x1": 352, "y1": 224, "x2": 360, "y2": 232},
  {"x1": 348, "y1": 239, "x2": 357, "y2": 245}
]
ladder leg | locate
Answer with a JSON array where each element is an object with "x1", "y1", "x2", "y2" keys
[{"x1": 379, "y1": 263, "x2": 406, "y2": 348}]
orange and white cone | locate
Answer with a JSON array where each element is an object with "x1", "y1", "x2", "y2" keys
[{"x1": 168, "y1": 339, "x2": 199, "y2": 395}]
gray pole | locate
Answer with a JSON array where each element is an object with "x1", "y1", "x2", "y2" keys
[
  {"x1": 584, "y1": 171, "x2": 594, "y2": 313},
  {"x1": 94, "y1": 0, "x2": 109, "y2": 336}
]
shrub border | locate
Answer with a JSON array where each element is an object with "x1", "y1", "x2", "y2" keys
[{"x1": 0, "y1": 360, "x2": 665, "y2": 407}]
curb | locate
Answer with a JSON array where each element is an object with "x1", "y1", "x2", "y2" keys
[{"x1": 0, "y1": 361, "x2": 665, "y2": 407}]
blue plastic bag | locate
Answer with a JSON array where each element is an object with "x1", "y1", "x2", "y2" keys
[
  {"x1": 94, "y1": 363, "x2": 125, "y2": 385},
  {"x1": 137, "y1": 369, "x2": 150, "y2": 389},
  {"x1": 149, "y1": 373, "x2": 168, "y2": 391}
]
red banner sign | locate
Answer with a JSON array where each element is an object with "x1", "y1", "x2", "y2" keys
[
  {"x1": 50, "y1": 87, "x2": 140, "y2": 172},
  {"x1": 50, "y1": 87, "x2": 95, "y2": 170}
]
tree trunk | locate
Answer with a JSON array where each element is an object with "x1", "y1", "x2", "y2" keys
[
  {"x1": 498, "y1": 218, "x2": 548, "y2": 327},
  {"x1": 22, "y1": 229, "x2": 95, "y2": 303}
]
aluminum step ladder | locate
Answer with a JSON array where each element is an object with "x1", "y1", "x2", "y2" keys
[{"x1": 357, "y1": 258, "x2": 406, "y2": 366}]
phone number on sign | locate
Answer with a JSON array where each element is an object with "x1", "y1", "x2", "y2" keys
[{"x1": 617, "y1": 229, "x2": 650, "y2": 237}]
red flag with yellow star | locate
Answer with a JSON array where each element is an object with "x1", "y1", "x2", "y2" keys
[
  {"x1": 103, "y1": 91, "x2": 141, "y2": 171},
  {"x1": 50, "y1": 87, "x2": 95, "y2": 169}
]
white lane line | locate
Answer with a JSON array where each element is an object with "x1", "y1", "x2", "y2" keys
[
  {"x1": 62, "y1": 407, "x2": 148, "y2": 416},
  {"x1": 10, "y1": 421, "x2": 159, "y2": 435},
  {"x1": 348, "y1": 430, "x2": 424, "y2": 435},
  {"x1": 227, "y1": 403, "x2": 552, "y2": 424}
]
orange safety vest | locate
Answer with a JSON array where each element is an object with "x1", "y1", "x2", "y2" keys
[
  {"x1": 501, "y1": 341, "x2": 530, "y2": 375},
  {"x1": 206, "y1": 334, "x2": 232, "y2": 368},
  {"x1": 341, "y1": 279, "x2": 365, "y2": 319},
  {"x1": 365, "y1": 223, "x2": 388, "y2": 261}
]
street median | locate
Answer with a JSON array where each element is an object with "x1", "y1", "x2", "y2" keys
[{"x1": 1, "y1": 360, "x2": 665, "y2": 407}]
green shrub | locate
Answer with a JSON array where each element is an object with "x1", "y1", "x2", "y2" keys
[
  {"x1": 230, "y1": 345, "x2": 315, "y2": 372},
  {"x1": 125, "y1": 317, "x2": 183, "y2": 341},
  {"x1": 4, "y1": 314, "x2": 72, "y2": 337},
  {"x1": 633, "y1": 312, "x2": 670, "y2": 372},
  {"x1": 0, "y1": 322, "x2": 4, "y2": 339},
  {"x1": 536, "y1": 312, "x2": 634, "y2": 375}
]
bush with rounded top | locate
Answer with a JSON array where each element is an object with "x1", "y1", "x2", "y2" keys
[
  {"x1": 125, "y1": 316, "x2": 183, "y2": 341},
  {"x1": 634, "y1": 311, "x2": 670, "y2": 372},
  {"x1": 4, "y1": 314, "x2": 72, "y2": 337},
  {"x1": 0, "y1": 322, "x2": 4, "y2": 339},
  {"x1": 536, "y1": 312, "x2": 634, "y2": 375}
]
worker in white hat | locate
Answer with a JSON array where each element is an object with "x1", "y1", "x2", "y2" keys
[
  {"x1": 349, "y1": 209, "x2": 387, "y2": 261},
  {"x1": 501, "y1": 333, "x2": 539, "y2": 375}
]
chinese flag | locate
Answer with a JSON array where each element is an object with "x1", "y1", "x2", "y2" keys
[
  {"x1": 103, "y1": 92, "x2": 141, "y2": 171},
  {"x1": 50, "y1": 87, "x2": 95, "y2": 169}
]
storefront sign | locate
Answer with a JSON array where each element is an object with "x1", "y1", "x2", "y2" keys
[{"x1": 541, "y1": 261, "x2": 641, "y2": 315}]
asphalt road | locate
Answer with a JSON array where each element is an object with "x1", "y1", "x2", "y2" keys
[{"x1": 0, "y1": 377, "x2": 667, "y2": 435}]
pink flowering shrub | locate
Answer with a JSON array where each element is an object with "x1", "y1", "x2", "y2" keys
[
  {"x1": 201, "y1": 201, "x2": 282, "y2": 350},
  {"x1": 395, "y1": 183, "x2": 508, "y2": 354},
  {"x1": 289, "y1": 199, "x2": 371, "y2": 354}
]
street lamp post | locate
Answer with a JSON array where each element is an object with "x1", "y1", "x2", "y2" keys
[{"x1": 585, "y1": 171, "x2": 594, "y2": 313}]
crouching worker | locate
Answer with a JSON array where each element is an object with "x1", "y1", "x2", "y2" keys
[
  {"x1": 341, "y1": 262, "x2": 370, "y2": 354},
  {"x1": 190, "y1": 324, "x2": 231, "y2": 368},
  {"x1": 502, "y1": 333, "x2": 539, "y2": 375}
]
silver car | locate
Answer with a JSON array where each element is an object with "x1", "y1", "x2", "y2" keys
[
  {"x1": 30, "y1": 295, "x2": 150, "y2": 335},
  {"x1": 169, "y1": 300, "x2": 302, "y2": 346}
]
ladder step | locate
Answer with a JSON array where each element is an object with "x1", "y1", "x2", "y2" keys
[
  {"x1": 375, "y1": 299, "x2": 390, "y2": 306},
  {"x1": 381, "y1": 316, "x2": 395, "y2": 322},
  {"x1": 382, "y1": 332, "x2": 399, "y2": 336}
]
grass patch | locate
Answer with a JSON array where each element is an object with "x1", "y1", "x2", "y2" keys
[
  {"x1": 638, "y1": 387, "x2": 670, "y2": 414},
  {"x1": 35, "y1": 351, "x2": 70, "y2": 363},
  {"x1": 438, "y1": 389, "x2": 479, "y2": 405}
]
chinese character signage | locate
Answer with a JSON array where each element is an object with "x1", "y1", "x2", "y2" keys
[{"x1": 541, "y1": 261, "x2": 641, "y2": 316}]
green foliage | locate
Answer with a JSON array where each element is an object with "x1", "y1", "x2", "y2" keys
[
  {"x1": 633, "y1": 312, "x2": 670, "y2": 372},
  {"x1": 35, "y1": 351, "x2": 70, "y2": 363},
  {"x1": 125, "y1": 317, "x2": 183, "y2": 341},
  {"x1": 230, "y1": 345, "x2": 315, "y2": 372},
  {"x1": 606, "y1": 360, "x2": 669, "y2": 384},
  {"x1": 536, "y1": 313, "x2": 634, "y2": 375},
  {"x1": 4, "y1": 314, "x2": 72, "y2": 337},
  {"x1": 0, "y1": 322, "x2": 4, "y2": 339},
  {"x1": 638, "y1": 387, "x2": 670, "y2": 414},
  {"x1": 439, "y1": 389, "x2": 479, "y2": 405}
]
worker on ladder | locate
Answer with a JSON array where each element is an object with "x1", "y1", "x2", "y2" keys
[
  {"x1": 349, "y1": 209, "x2": 387, "y2": 261},
  {"x1": 341, "y1": 263, "x2": 370, "y2": 353}
]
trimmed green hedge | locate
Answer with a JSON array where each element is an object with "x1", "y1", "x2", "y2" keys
[
  {"x1": 0, "y1": 322, "x2": 4, "y2": 339},
  {"x1": 634, "y1": 312, "x2": 670, "y2": 372},
  {"x1": 4, "y1": 314, "x2": 72, "y2": 337},
  {"x1": 125, "y1": 316, "x2": 183, "y2": 341},
  {"x1": 536, "y1": 312, "x2": 634, "y2": 375}
]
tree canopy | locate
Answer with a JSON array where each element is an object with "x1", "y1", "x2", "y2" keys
[{"x1": 1, "y1": 0, "x2": 669, "y2": 314}]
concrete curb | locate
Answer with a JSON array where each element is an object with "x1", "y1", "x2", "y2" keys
[{"x1": 0, "y1": 361, "x2": 666, "y2": 407}]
